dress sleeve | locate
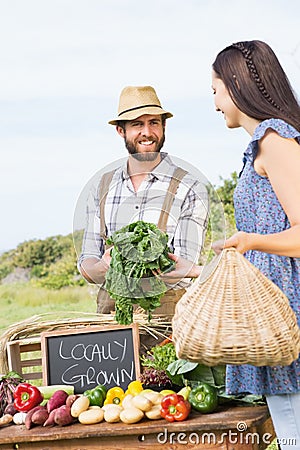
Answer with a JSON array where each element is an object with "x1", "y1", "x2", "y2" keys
[{"x1": 248, "y1": 119, "x2": 300, "y2": 162}]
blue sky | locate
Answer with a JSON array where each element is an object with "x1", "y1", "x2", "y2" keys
[{"x1": 1, "y1": 0, "x2": 299, "y2": 251}]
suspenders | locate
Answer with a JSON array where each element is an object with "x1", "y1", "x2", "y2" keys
[
  {"x1": 99, "y1": 169, "x2": 116, "y2": 243},
  {"x1": 99, "y1": 166, "x2": 188, "y2": 245},
  {"x1": 157, "y1": 167, "x2": 187, "y2": 233}
]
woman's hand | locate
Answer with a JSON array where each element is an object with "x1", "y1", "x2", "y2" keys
[{"x1": 213, "y1": 232, "x2": 253, "y2": 255}]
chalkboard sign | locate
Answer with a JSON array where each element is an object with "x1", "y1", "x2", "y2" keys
[{"x1": 41, "y1": 324, "x2": 140, "y2": 394}]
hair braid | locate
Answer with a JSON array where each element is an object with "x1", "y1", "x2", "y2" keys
[{"x1": 231, "y1": 42, "x2": 282, "y2": 113}]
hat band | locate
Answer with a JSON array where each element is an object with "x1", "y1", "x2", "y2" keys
[{"x1": 118, "y1": 104, "x2": 163, "y2": 117}]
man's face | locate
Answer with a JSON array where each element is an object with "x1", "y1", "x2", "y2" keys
[{"x1": 117, "y1": 114, "x2": 165, "y2": 161}]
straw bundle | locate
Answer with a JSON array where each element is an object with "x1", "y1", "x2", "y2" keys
[
  {"x1": 172, "y1": 248, "x2": 300, "y2": 366},
  {"x1": 0, "y1": 311, "x2": 172, "y2": 374}
]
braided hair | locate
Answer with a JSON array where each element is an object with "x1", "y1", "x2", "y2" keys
[{"x1": 212, "y1": 40, "x2": 300, "y2": 131}]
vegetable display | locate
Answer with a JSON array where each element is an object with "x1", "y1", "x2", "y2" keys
[
  {"x1": 0, "y1": 373, "x2": 268, "y2": 432},
  {"x1": 104, "y1": 221, "x2": 175, "y2": 324}
]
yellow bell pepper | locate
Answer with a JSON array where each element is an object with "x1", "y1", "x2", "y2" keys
[
  {"x1": 127, "y1": 380, "x2": 143, "y2": 396},
  {"x1": 103, "y1": 387, "x2": 125, "y2": 405}
]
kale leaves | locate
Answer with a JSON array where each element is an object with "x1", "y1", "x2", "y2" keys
[{"x1": 104, "y1": 221, "x2": 175, "y2": 324}]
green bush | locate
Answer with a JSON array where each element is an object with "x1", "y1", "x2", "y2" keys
[
  {"x1": 32, "y1": 254, "x2": 84, "y2": 289},
  {"x1": 12, "y1": 235, "x2": 72, "y2": 268}
]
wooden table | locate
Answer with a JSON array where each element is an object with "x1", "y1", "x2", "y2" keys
[{"x1": 0, "y1": 405, "x2": 275, "y2": 450}]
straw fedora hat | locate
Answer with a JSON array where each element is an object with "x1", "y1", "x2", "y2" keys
[{"x1": 108, "y1": 86, "x2": 173, "y2": 125}]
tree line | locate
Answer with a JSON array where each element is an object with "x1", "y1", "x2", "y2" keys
[{"x1": 0, "y1": 173, "x2": 237, "y2": 289}]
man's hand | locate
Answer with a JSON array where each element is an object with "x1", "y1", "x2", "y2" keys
[
  {"x1": 80, "y1": 247, "x2": 113, "y2": 284},
  {"x1": 102, "y1": 247, "x2": 112, "y2": 267},
  {"x1": 154, "y1": 253, "x2": 201, "y2": 282}
]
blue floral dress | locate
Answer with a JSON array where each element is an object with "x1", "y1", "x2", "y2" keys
[{"x1": 226, "y1": 118, "x2": 300, "y2": 395}]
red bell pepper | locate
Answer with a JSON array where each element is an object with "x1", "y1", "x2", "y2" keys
[
  {"x1": 160, "y1": 393, "x2": 191, "y2": 422},
  {"x1": 13, "y1": 382, "x2": 43, "y2": 412}
]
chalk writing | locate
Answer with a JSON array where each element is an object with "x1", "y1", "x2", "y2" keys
[
  {"x1": 58, "y1": 338, "x2": 127, "y2": 363},
  {"x1": 61, "y1": 362, "x2": 135, "y2": 388},
  {"x1": 42, "y1": 325, "x2": 140, "y2": 393}
]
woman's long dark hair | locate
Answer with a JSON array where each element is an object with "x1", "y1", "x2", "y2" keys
[{"x1": 213, "y1": 40, "x2": 300, "y2": 131}]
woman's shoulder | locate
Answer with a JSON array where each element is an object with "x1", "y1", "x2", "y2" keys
[
  {"x1": 252, "y1": 119, "x2": 300, "y2": 143},
  {"x1": 244, "y1": 119, "x2": 300, "y2": 163}
]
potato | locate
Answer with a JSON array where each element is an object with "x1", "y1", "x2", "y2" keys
[
  {"x1": 54, "y1": 405, "x2": 73, "y2": 427},
  {"x1": 145, "y1": 405, "x2": 162, "y2": 420},
  {"x1": 103, "y1": 404, "x2": 122, "y2": 423},
  {"x1": 78, "y1": 408, "x2": 104, "y2": 425},
  {"x1": 43, "y1": 408, "x2": 57, "y2": 427},
  {"x1": 13, "y1": 412, "x2": 27, "y2": 425},
  {"x1": 47, "y1": 390, "x2": 69, "y2": 413},
  {"x1": 121, "y1": 394, "x2": 134, "y2": 409},
  {"x1": 0, "y1": 414, "x2": 13, "y2": 427},
  {"x1": 142, "y1": 391, "x2": 164, "y2": 405},
  {"x1": 132, "y1": 394, "x2": 153, "y2": 412},
  {"x1": 71, "y1": 395, "x2": 90, "y2": 418},
  {"x1": 66, "y1": 394, "x2": 80, "y2": 408},
  {"x1": 120, "y1": 407, "x2": 144, "y2": 424},
  {"x1": 32, "y1": 409, "x2": 49, "y2": 425},
  {"x1": 25, "y1": 405, "x2": 46, "y2": 430}
]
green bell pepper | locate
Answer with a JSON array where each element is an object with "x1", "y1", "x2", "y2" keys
[
  {"x1": 188, "y1": 383, "x2": 218, "y2": 413},
  {"x1": 83, "y1": 384, "x2": 107, "y2": 407}
]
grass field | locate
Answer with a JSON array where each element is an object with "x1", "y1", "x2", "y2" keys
[{"x1": 0, "y1": 283, "x2": 97, "y2": 334}]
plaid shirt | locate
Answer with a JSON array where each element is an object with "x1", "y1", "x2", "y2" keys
[{"x1": 78, "y1": 153, "x2": 208, "y2": 284}]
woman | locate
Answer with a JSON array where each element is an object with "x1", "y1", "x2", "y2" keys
[{"x1": 165, "y1": 40, "x2": 300, "y2": 449}]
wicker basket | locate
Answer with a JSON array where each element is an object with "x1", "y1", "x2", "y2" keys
[{"x1": 172, "y1": 248, "x2": 300, "y2": 367}]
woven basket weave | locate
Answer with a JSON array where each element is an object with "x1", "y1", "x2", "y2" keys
[{"x1": 172, "y1": 248, "x2": 300, "y2": 367}]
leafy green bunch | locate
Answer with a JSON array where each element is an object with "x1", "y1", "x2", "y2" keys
[
  {"x1": 104, "y1": 221, "x2": 175, "y2": 324},
  {"x1": 141, "y1": 343, "x2": 178, "y2": 371}
]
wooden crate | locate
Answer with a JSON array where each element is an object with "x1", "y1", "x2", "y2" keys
[{"x1": 6, "y1": 338, "x2": 43, "y2": 382}]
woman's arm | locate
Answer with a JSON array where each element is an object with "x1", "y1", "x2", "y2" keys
[{"x1": 224, "y1": 132, "x2": 300, "y2": 257}]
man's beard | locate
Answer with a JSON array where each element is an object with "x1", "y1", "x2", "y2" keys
[{"x1": 125, "y1": 133, "x2": 165, "y2": 162}]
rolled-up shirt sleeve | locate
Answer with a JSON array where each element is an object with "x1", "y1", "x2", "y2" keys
[
  {"x1": 173, "y1": 179, "x2": 209, "y2": 264},
  {"x1": 77, "y1": 180, "x2": 105, "y2": 270}
]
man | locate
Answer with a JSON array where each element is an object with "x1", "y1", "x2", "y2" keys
[{"x1": 78, "y1": 85, "x2": 208, "y2": 315}]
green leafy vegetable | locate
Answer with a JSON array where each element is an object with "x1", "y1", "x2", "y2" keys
[
  {"x1": 104, "y1": 221, "x2": 175, "y2": 324},
  {"x1": 0, "y1": 371, "x2": 24, "y2": 416},
  {"x1": 167, "y1": 360, "x2": 265, "y2": 405},
  {"x1": 141, "y1": 343, "x2": 178, "y2": 371},
  {"x1": 140, "y1": 343, "x2": 181, "y2": 388}
]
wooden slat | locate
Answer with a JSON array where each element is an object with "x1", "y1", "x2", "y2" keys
[
  {"x1": 21, "y1": 358, "x2": 42, "y2": 368},
  {"x1": 22, "y1": 372, "x2": 43, "y2": 381},
  {"x1": 6, "y1": 342, "x2": 22, "y2": 374},
  {"x1": 7, "y1": 339, "x2": 43, "y2": 382},
  {"x1": 19, "y1": 342, "x2": 41, "y2": 353},
  {"x1": 0, "y1": 406, "x2": 275, "y2": 449}
]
